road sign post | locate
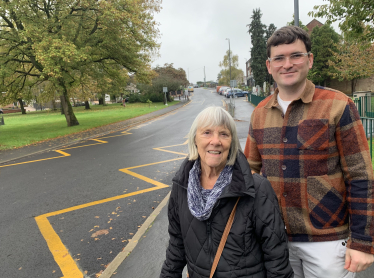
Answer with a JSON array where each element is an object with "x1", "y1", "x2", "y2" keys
[{"x1": 163, "y1": 87, "x2": 168, "y2": 106}]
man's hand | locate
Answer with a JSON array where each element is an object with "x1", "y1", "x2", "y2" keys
[{"x1": 344, "y1": 248, "x2": 374, "y2": 272}]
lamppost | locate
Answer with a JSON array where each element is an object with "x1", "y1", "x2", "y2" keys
[{"x1": 294, "y1": 0, "x2": 299, "y2": 27}]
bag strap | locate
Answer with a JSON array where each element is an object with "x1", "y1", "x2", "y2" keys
[{"x1": 209, "y1": 197, "x2": 240, "y2": 278}]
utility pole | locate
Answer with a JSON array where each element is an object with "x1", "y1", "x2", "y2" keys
[
  {"x1": 226, "y1": 38, "x2": 231, "y2": 88},
  {"x1": 294, "y1": 0, "x2": 299, "y2": 27},
  {"x1": 204, "y1": 66, "x2": 206, "y2": 87}
]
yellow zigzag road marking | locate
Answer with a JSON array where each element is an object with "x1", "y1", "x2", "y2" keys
[{"x1": 34, "y1": 142, "x2": 188, "y2": 278}]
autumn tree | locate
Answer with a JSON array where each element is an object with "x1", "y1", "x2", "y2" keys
[
  {"x1": 310, "y1": 1, "x2": 374, "y2": 42},
  {"x1": 308, "y1": 24, "x2": 341, "y2": 86},
  {"x1": 328, "y1": 41, "x2": 374, "y2": 93},
  {"x1": 218, "y1": 50, "x2": 244, "y2": 86},
  {"x1": 0, "y1": 0, "x2": 161, "y2": 126}
]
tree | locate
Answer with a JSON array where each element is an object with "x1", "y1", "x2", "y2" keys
[
  {"x1": 217, "y1": 50, "x2": 244, "y2": 86},
  {"x1": 308, "y1": 24, "x2": 341, "y2": 86},
  {"x1": 264, "y1": 23, "x2": 277, "y2": 84},
  {"x1": 137, "y1": 64, "x2": 188, "y2": 104},
  {"x1": 0, "y1": 0, "x2": 161, "y2": 126},
  {"x1": 328, "y1": 41, "x2": 374, "y2": 93},
  {"x1": 247, "y1": 9, "x2": 268, "y2": 88},
  {"x1": 310, "y1": 1, "x2": 374, "y2": 41}
]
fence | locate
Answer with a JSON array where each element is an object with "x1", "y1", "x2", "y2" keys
[
  {"x1": 353, "y1": 96, "x2": 374, "y2": 158},
  {"x1": 247, "y1": 93, "x2": 266, "y2": 106}
]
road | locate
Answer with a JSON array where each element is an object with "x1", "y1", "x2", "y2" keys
[
  {"x1": 0, "y1": 87, "x2": 244, "y2": 278},
  {"x1": 1, "y1": 87, "x2": 372, "y2": 278}
]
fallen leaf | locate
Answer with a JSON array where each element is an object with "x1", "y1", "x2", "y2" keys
[
  {"x1": 91, "y1": 229, "x2": 109, "y2": 237},
  {"x1": 19, "y1": 267, "x2": 22, "y2": 270},
  {"x1": 95, "y1": 216, "x2": 100, "y2": 218}
]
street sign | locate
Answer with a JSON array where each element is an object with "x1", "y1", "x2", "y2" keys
[
  {"x1": 230, "y1": 80, "x2": 237, "y2": 88},
  {"x1": 163, "y1": 87, "x2": 167, "y2": 93}
]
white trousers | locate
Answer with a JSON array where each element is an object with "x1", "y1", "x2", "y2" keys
[{"x1": 288, "y1": 239, "x2": 356, "y2": 278}]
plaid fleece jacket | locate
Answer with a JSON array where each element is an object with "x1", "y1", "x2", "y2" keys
[{"x1": 244, "y1": 80, "x2": 374, "y2": 254}]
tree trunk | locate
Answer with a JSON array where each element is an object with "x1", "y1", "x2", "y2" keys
[
  {"x1": 85, "y1": 100, "x2": 90, "y2": 110},
  {"x1": 59, "y1": 79, "x2": 79, "y2": 126},
  {"x1": 18, "y1": 98, "x2": 26, "y2": 114},
  {"x1": 102, "y1": 93, "x2": 106, "y2": 106},
  {"x1": 60, "y1": 96, "x2": 65, "y2": 115},
  {"x1": 351, "y1": 79, "x2": 357, "y2": 94},
  {"x1": 99, "y1": 97, "x2": 103, "y2": 105}
]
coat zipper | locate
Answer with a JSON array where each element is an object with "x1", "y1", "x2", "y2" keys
[{"x1": 206, "y1": 220, "x2": 213, "y2": 266}]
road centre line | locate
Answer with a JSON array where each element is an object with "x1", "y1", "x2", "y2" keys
[{"x1": 35, "y1": 142, "x2": 188, "y2": 278}]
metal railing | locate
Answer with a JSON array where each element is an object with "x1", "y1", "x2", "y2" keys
[{"x1": 360, "y1": 117, "x2": 374, "y2": 159}]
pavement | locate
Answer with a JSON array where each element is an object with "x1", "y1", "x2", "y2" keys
[{"x1": 2, "y1": 93, "x2": 373, "y2": 278}]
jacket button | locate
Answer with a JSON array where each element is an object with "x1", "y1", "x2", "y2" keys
[
  {"x1": 282, "y1": 165, "x2": 286, "y2": 170},
  {"x1": 283, "y1": 137, "x2": 288, "y2": 143},
  {"x1": 283, "y1": 193, "x2": 287, "y2": 197}
]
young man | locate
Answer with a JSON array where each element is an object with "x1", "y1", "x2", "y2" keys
[{"x1": 244, "y1": 25, "x2": 374, "y2": 277}]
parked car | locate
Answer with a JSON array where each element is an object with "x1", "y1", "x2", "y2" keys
[
  {"x1": 218, "y1": 86, "x2": 229, "y2": 95},
  {"x1": 226, "y1": 88, "x2": 247, "y2": 98},
  {"x1": 222, "y1": 87, "x2": 231, "y2": 97},
  {"x1": 188, "y1": 86, "x2": 194, "y2": 92},
  {"x1": 194, "y1": 84, "x2": 199, "y2": 88}
]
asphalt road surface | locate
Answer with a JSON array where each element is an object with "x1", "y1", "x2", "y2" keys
[
  {"x1": 0, "y1": 88, "x2": 233, "y2": 278},
  {"x1": 1, "y1": 88, "x2": 373, "y2": 278}
]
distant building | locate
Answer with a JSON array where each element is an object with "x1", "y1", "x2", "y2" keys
[{"x1": 306, "y1": 19, "x2": 324, "y2": 35}]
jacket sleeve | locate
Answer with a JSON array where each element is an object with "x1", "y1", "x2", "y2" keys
[
  {"x1": 253, "y1": 175, "x2": 294, "y2": 278},
  {"x1": 336, "y1": 99, "x2": 374, "y2": 254},
  {"x1": 244, "y1": 111, "x2": 262, "y2": 174},
  {"x1": 160, "y1": 183, "x2": 186, "y2": 278}
]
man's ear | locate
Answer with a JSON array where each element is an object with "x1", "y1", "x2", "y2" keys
[
  {"x1": 308, "y1": 53, "x2": 314, "y2": 69},
  {"x1": 266, "y1": 60, "x2": 272, "y2": 74}
]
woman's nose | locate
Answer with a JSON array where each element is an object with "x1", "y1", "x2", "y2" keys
[{"x1": 210, "y1": 133, "x2": 221, "y2": 145}]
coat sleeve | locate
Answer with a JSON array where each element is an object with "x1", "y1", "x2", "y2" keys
[
  {"x1": 244, "y1": 111, "x2": 262, "y2": 174},
  {"x1": 336, "y1": 99, "x2": 374, "y2": 254},
  {"x1": 253, "y1": 175, "x2": 294, "y2": 278},
  {"x1": 160, "y1": 184, "x2": 187, "y2": 278}
]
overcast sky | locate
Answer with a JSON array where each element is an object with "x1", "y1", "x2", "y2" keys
[{"x1": 151, "y1": 0, "x2": 340, "y2": 84}]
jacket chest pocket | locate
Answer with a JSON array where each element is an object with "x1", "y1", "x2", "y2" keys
[{"x1": 297, "y1": 119, "x2": 329, "y2": 150}]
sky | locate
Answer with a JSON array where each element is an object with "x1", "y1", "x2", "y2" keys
[{"x1": 151, "y1": 0, "x2": 340, "y2": 84}]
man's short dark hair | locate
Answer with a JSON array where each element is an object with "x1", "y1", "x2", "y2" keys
[{"x1": 267, "y1": 26, "x2": 311, "y2": 57}]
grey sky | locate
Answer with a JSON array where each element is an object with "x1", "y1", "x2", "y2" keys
[{"x1": 151, "y1": 0, "x2": 340, "y2": 84}]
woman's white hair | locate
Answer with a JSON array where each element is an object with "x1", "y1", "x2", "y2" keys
[{"x1": 188, "y1": 106, "x2": 241, "y2": 165}]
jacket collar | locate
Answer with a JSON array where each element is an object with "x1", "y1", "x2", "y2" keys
[
  {"x1": 264, "y1": 79, "x2": 315, "y2": 109},
  {"x1": 173, "y1": 151, "x2": 255, "y2": 198}
]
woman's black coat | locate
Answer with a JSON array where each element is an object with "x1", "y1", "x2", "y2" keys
[{"x1": 160, "y1": 152, "x2": 293, "y2": 278}]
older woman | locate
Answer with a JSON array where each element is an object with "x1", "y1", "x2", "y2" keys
[{"x1": 160, "y1": 106, "x2": 293, "y2": 278}]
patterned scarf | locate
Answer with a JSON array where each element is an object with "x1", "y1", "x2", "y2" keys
[{"x1": 187, "y1": 159, "x2": 233, "y2": 221}]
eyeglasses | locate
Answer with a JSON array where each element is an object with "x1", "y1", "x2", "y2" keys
[{"x1": 268, "y1": 52, "x2": 311, "y2": 67}]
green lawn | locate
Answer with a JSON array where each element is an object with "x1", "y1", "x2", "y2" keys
[{"x1": 0, "y1": 102, "x2": 178, "y2": 150}]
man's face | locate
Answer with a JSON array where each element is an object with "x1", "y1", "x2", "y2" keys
[{"x1": 266, "y1": 39, "x2": 313, "y2": 90}]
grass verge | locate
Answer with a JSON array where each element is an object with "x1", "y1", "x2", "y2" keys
[{"x1": 0, "y1": 102, "x2": 178, "y2": 150}]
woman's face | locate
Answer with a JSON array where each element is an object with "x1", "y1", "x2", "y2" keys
[{"x1": 195, "y1": 125, "x2": 232, "y2": 173}]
